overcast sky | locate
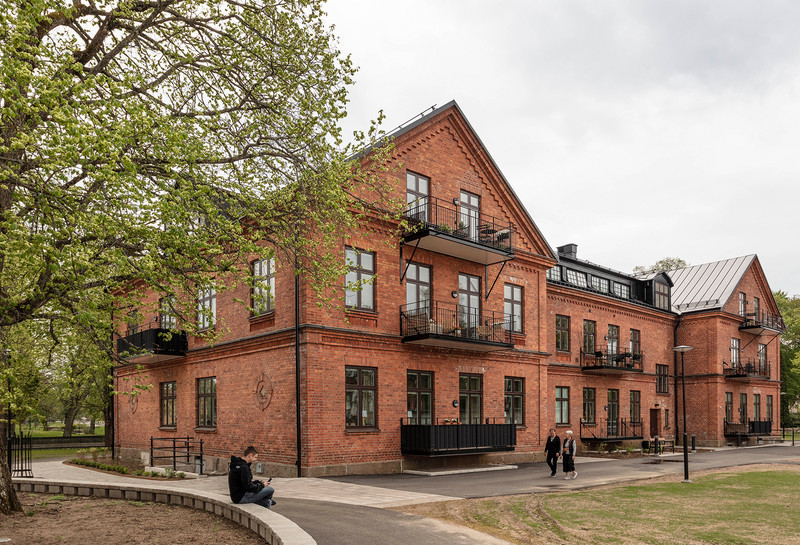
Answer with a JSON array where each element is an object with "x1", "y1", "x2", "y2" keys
[{"x1": 325, "y1": 1, "x2": 800, "y2": 298}]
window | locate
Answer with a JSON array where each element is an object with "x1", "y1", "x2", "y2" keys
[
  {"x1": 739, "y1": 292, "x2": 746, "y2": 316},
  {"x1": 583, "y1": 320, "x2": 596, "y2": 353},
  {"x1": 159, "y1": 296, "x2": 177, "y2": 330},
  {"x1": 754, "y1": 394, "x2": 761, "y2": 421},
  {"x1": 459, "y1": 190, "x2": 480, "y2": 240},
  {"x1": 345, "y1": 366, "x2": 377, "y2": 428},
  {"x1": 458, "y1": 273, "x2": 481, "y2": 330},
  {"x1": 758, "y1": 344, "x2": 767, "y2": 373},
  {"x1": 583, "y1": 388, "x2": 595, "y2": 424},
  {"x1": 547, "y1": 266, "x2": 561, "y2": 282},
  {"x1": 565, "y1": 269, "x2": 588, "y2": 288},
  {"x1": 731, "y1": 338, "x2": 740, "y2": 366},
  {"x1": 196, "y1": 377, "x2": 216, "y2": 428},
  {"x1": 504, "y1": 284, "x2": 523, "y2": 333},
  {"x1": 251, "y1": 257, "x2": 276, "y2": 315},
  {"x1": 655, "y1": 282, "x2": 670, "y2": 310},
  {"x1": 665, "y1": 409, "x2": 670, "y2": 429},
  {"x1": 607, "y1": 389, "x2": 620, "y2": 434},
  {"x1": 197, "y1": 287, "x2": 216, "y2": 330},
  {"x1": 406, "y1": 262, "x2": 431, "y2": 315},
  {"x1": 459, "y1": 373, "x2": 482, "y2": 424},
  {"x1": 656, "y1": 365, "x2": 669, "y2": 394},
  {"x1": 725, "y1": 392, "x2": 733, "y2": 422},
  {"x1": 767, "y1": 395, "x2": 773, "y2": 423},
  {"x1": 591, "y1": 276, "x2": 609, "y2": 293},
  {"x1": 406, "y1": 171, "x2": 429, "y2": 221},
  {"x1": 607, "y1": 325, "x2": 619, "y2": 356},
  {"x1": 555, "y1": 315, "x2": 570, "y2": 351},
  {"x1": 345, "y1": 247, "x2": 375, "y2": 311},
  {"x1": 160, "y1": 382, "x2": 176, "y2": 427},
  {"x1": 504, "y1": 377, "x2": 524, "y2": 425},
  {"x1": 613, "y1": 282, "x2": 630, "y2": 299},
  {"x1": 556, "y1": 386, "x2": 570, "y2": 425},
  {"x1": 630, "y1": 390, "x2": 641, "y2": 423},
  {"x1": 753, "y1": 297, "x2": 760, "y2": 320},
  {"x1": 740, "y1": 393, "x2": 748, "y2": 424},
  {"x1": 407, "y1": 370, "x2": 433, "y2": 425},
  {"x1": 629, "y1": 329, "x2": 641, "y2": 355}
]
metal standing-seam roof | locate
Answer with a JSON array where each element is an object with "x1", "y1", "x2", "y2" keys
[{"x1": 669, "y1": 255, "x2": 756, "y2": 314}]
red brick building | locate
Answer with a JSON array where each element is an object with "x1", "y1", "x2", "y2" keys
[{"x1": 114, "y1": 101, "x2": 784, "y2": 476}]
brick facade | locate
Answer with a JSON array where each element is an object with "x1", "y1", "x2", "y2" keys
[{"x1": 115, "y1": 101, "x2": 783, "y2": 476}]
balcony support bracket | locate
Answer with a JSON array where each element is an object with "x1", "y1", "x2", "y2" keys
[
  {"x1": 485, "y1": 261, "x2": 507, "y2": 300},
  {"x1": 399, "y1": 238, "x2": 422, "y2": 283}
]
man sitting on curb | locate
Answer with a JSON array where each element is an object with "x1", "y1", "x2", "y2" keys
[{"x1": 228, "y1": 445, "x2": 276, "y2": 509}]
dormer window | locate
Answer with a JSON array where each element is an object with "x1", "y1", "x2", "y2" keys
[
  {"x1": 565, "y1": 269, "x2": 588, "y2": 288},
  {"x1": 591, "y1": 276, "x2": 609, "y2": 293},
  {"x1": 654, "y1": 282, "x2": 670, "y2": 310},
  {"x1": 613, "y1": 282, "x2": 630, "y2": 299}
]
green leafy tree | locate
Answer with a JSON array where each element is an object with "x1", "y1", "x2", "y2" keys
[
  {"x1": 633, "y1": 257, "x2": 689, "y2": 275},
  {"x1": 775, "y1": 291, "x2": 800, "y2": 425},
  {"x1": 0, "y1": 0, "x2": 396, "y2": 514}
]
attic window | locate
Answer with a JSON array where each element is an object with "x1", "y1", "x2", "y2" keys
[
  {"x1": 591, "y1": 276, "x2": 609, "y2": 293},
  {"x1": 547, "y1": 266, "x2": 561, "y2": 282},
  {"x1": 613, "y1": 282, "x2": 630, "y2": 299},
  {"x1": 566, "y1": 269, "x2": 588, "y2": 288},
  {"x1": 655, "y1": 282, "x2": 670, "y2": 310}
]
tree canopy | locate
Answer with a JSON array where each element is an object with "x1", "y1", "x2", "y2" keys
[
  {"x1": 775, "y1": 291, "x2": 800, "y2": 423},
  {"x1": 0, "y1": 0, "x2": 396, "y2": 514},
  {"x1": 633, "y1": 257, "x2": 688, "y2": 275}
]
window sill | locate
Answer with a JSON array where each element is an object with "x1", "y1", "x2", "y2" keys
[
  {"x1": 158, "y1": 426, "x2": 177, "y2": 431},
  {"x1": 345, "y1": 308, "x2": 378, "y2": 316},
  {"x1": 194, "y1": 427, "x2": 217, "y2": 433},
  {"x1": 249, "y1": 312, "x2": 275, "y2": 324},
  {"x1": 345, "y1": 427, "x2": 380, "y2": 434}
]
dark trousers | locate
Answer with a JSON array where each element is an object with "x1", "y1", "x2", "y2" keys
[
  {"x1": 563, "y1": 454, "x2": 575, "y2": 473},
  {"x1": 546, "y1": 453, "x2": 559, "y2": 475}
]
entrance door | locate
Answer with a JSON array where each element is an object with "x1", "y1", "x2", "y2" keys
[
  {"x1": 650, "y1": 409, "x2": 660, "y2": 437},
  {"x1": 607, "y1": 389, "x2": 619, "y2": 436}
]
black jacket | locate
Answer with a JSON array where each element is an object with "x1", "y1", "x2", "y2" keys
[
  {"x1": 228, "y1": 455, "x2": 263, "y2": 503},
  {"x1": 545, "y1": 435, "x2": 561, "y2": 456}
]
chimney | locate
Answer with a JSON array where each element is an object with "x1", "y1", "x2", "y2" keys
[{"x1": 557, "y1": 243, "x2": 578, "y2": 260}]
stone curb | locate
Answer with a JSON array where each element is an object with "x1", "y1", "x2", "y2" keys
[{"x1": 13, "y1": 478, "x2": 314, "y2": 545}]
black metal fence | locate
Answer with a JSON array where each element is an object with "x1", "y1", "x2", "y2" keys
[
  {"x1": 400, "y1": 419, "x2": 516, "y2": 455},
  {"x1": 580, "y1": 350, "x2": 644, "y2": 371},
  {"x1": 580, "y1": 418, "x2": 644, "y2": 441},
  {"x1": 29, "y1": 435, "x2": 105, "y2": 449},
  {"x1": 400, "y1": 300, "x2": 512, "y2": 344},
  {"x1": 150, "y1": 436, "x2": 204, "y2": 474},
  {"x1": 7, "y1": 434, "x2": 33, "y2": 477},
  {"x1": 723, "y1": 360, "x2": 771, "y2": 379},
  {"x1": 405, "y1": 197, "x2": 514, "y2": 252},
  {"x1": 724, "y1": 419, "x2": 772, "y2": 436}
]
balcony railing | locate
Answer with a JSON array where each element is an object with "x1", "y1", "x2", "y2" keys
[
  {"x1": 580, "y1": 350, "x2": 644, "y2": 373},
  {"x1": 404, "y1": 197, "x2": 514, "y2": 264},
  {"x1": 579, "y1": 418, "x2": 644, "y2": 441},
  {"x1": 723, "y1": 359, "x2": 771, "y2": 380},
  {"x1": 400, "y1": 419, "x2": 516, "y2": 455},
  {"x1": 400, "y1": 301, "x2": 514, "y2": 352},
  {"x1": 724, "y1": 419, "x2": 772, "y2": 436},
  {"x1": 740, "y1": 310, "x2": 785, "y2": 334},
  {"x1": 117, "y1": 322, "x2": 188, "y2": 363}
]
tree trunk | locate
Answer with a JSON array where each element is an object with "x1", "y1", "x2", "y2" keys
[
  {"x1": 0, "y1": 444, "x2": 22, "y2": 514},
  {"x1": 89, "y1": 417, "x2": 96, "y2": 435},
  {"x1": 62, "y1": 404, "x2": 79, "y2": 437}
]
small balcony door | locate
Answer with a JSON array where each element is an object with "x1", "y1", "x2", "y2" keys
[
  {"x1": 406, "y1": 262, "x2": 431, "y2": 318},
  {"x1": 459, "y1": 190, "x2": 480, "y2": 239},
  {"x1": 607, "y1": 389, "x2": 619, "y2": 435},
  {"x1": 458, "y1": 273, "x2": 481, "y2": 331}
]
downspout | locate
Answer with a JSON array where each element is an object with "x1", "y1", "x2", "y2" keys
[
  {"x1": 673, "y1": 314, "x2": 681, "y2": 436},
  {"x1": 295, "y1": 251, "x2": 302, "y2": 478}
]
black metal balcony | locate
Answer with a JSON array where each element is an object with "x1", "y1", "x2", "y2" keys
[
  {"x1": 400, "y1": 419, "x2": 516, "y2": 455},
  {"x1": 723, "y1": 359, "x2": 771, "y2": 380},
  {"x1": 579, "y1": 418, "x2": 644, "y2": 442},
  {"x1": 580, "y1": 350, "x2": 644, "y2": 374},
  {"x1": 400, "y1": 301, "x2": 514, "y2": 352},
  {"x1": 117, "y1": 324, "x2": 188, "y2": 363},
  {"x1": 724, "y1": 419, "x2": 772, "y2": 436},
  {"x1": 404, "y1": 197, "x2": 514, "y2": 265},
  {"x1": 740, "y1": 310, "x2": 785, "y2": 335}
]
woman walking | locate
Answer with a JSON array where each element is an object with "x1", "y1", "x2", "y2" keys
[{"x1": 562, "y1": 430, "x2": 577, "y2": 480}]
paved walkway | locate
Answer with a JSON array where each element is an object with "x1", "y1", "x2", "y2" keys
[{"x1": 17, "y1": 443, "x2": 800, "y2": 545}]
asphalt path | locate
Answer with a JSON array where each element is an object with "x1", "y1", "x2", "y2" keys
[{"x1": 276, "y1": 445, "x2": 800, "y2": 544}]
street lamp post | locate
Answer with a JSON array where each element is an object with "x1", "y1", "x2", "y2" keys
[{"x1": 674, "y1": 345, "x2": 693, "y2": 483}]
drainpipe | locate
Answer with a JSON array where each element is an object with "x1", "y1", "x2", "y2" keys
[
  {"x1": 673, "y1": 315, "x2": 681, "y2": 435},
  {"x1": 295, "y1": 252, "x2": 302, "y2": 478}
]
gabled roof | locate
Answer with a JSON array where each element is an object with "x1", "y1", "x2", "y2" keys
[
  {"x1": 669, "y1": 255, "x2": 756, "y2": 313},
  {"x1": 383, "y1": 100, "x2": 558, "y2": 262}
]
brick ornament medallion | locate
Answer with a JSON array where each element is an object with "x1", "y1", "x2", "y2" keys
[
  {"x1": 255, "y1": 374, "x2": 274, "y2": 411},
  {"x1": 129, "y1": 393, "x2": 138, "y2": 414}
]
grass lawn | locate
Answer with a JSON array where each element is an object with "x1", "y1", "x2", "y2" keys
[
  {"x1": 27, "y1": 426, "x2": 105, "y2": 438},
  {"x1": 397, "y1": 465, "x2": 800, "y2": 545}
]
